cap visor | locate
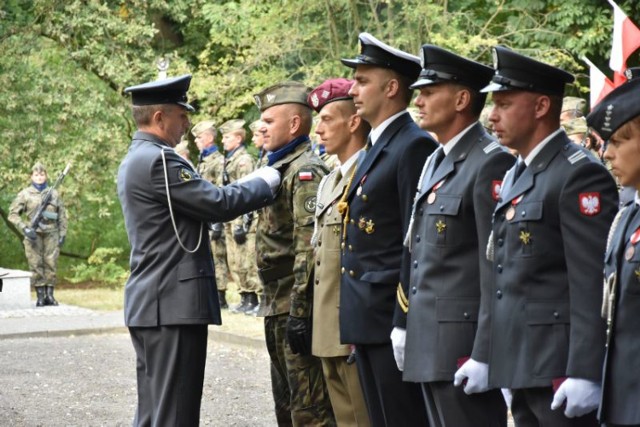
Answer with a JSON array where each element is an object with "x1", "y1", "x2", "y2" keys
[
  {"x1": 409, "y1": 78, "x2": 437, "y2": 90},
  {"x1": 480, "y1": 82, "x2": 510, "y2": 93},
  {"x1": 178, "y1": 102, "x2": 195, "y2": 112},
  {"x1": 341, "y1": 58, "x2": 364, "y2": 69}
]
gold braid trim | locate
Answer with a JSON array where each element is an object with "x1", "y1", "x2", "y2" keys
[{"x1": 397, "y1": 283, "x2": 409, "y2": 313}]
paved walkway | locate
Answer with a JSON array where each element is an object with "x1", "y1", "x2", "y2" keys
[{"x1": 0, "y1": 304, "x2": 265, "y2": 349}]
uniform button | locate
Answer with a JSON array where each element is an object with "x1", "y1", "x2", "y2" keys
[
  {"x1": 341, "y1": 267, "x2": 345, "y2": 274},
  {"x1": 463, "y1": 312, "x2": 470, "y2": 320},
  {"x1": 315, "y1": 279, "x2": 319, "y2": 285},
  {"x1": 350, "y1": 219, "x2": 355, "y2": 224},
  {"x1": 318, "y1": 240, "x2": 322, "y2": 247},
  {"x1": 521, "y1": 211, "x2": 526, "y2": 217},
  {"x1": 199, "y1": 269, "x2": 204, "y2": 274},
  {"x1": 553, "y1": 311, "x2": 559, "y2": 319},
  {"x1": 496, "y1": 290, "x2": 502, "y2": 299},
  {"x1": 412, "y1": 286, "x2": 417, "y2": 295},
  {"x1": 413, "y1": 260, "x2": 418, "y2": 268},
  {"x1": 497, "y1": 264, "x2": 503, "y2": 273},
  {"x1": 362, "y1": 194, "x2": 368, "y2": 202},
  {"x1": 416, "y1": 235, "x2": 421, "y2": 243},
  {"x1": 497, "y1": 238, "x2": 504, "y2": 247},
  {"x1": 316, "y1": 260, "x2": 321, "y2": 266},
  {"x1": 439, "y1": 205, "x2": 444, "y2": 211},
  {"x1": 349, "y1": 270, "x2": 355, "y2": 277},
  {"x1": 341, "y1": 242, "x2": 345, "y2": 249},
  {"x1": 348, "y1": 245, "x2": 353, "y2": 252}
]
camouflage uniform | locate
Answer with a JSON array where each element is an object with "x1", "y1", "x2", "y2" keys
[
  {"x1": 9, "y1": 185, "x2": 67, "y2": 288},
  {"x1": 197, "y1": 149, "x2": 233, "y2": 292},
  {"x1": 223, "y1": 145, "x2": 261, "y2": 295},
  {"x1": 256, "y1": 141, "x2": 335, "y2": 426}
]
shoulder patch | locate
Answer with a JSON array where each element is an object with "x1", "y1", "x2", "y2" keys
[
  {"x1": 178, "y1": 168, "x2": 194, "y2": 182},
  {"x1": 579, "y1": 192, "x2": 601, "y2": 216},
  {"x1": 299, "y1": 170, "x2": 313, "y2": 181},
  {"x1": 567, "y1": 151, "x2": 587, "y2": 165},
  {"x1": 491, "y1": 180, "x2": 503, "y2": 201},
  {"x1": 483, "y1": 141, "x2": 501, "y2": 154},
  {"x1": 304, "y1": 196, "x2": 317, "y2": 213}
]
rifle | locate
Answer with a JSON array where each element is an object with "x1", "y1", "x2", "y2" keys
[{"x1": 30, "y1": 163, "x2": 71, "y2": 231}]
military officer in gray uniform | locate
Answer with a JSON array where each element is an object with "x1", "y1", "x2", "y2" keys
[
  {"x1": 340, "y1": 33, "x2": 437, "y2": 426},
  {"x1": 308, "y1": 77, "x2": 371, "y2": 427},
  {"x1": 587, "y1": 76, "x2": 640, "y2": 427},
  {"x1": 391, "y1": 45, "x2": 514, "y2": 427},
  {"x1": 457, "y1": 47, "x2": 618, "y2": 426},
  {"x1": 117, "y1": 74, "x2": 280, "y2": 426}
]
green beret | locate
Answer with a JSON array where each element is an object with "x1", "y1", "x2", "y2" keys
[{"x1": 254, "y1": 81, "x2": 312, "y2": 112}]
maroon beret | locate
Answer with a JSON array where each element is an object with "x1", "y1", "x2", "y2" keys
[{"x1": 307, "y1": 78, "x2": 354, "y2": 113}]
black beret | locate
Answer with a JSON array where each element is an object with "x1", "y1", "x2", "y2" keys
[
  {"x1": 410, "y1": 44, "x2": 494, "y2": 91},
  {"x1": 341, "y1": 33, "x2": 422, "y2": 81},
  {"x1": 587, "y1": 77, "x2": 640, "y2": 141},
  {"x1": 124, "y1": 74, "x2": 195, "y2": 112},
  {"x1": 481, "y1": 46, "x2": 574, "y2": 96}
]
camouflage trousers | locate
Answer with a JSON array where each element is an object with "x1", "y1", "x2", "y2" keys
[
  {"x1": 211, "y1": 236, "x2": 232, "y2": 292},
  {"x1": 264, "y1": 314, "x2": 336, "y2": 427},
  {"x1": 24, "y1": 231, "x2": 59, "y2": 287},
  {"x1": 225, "y1": 223, "x2": 261, "y2": 294}
]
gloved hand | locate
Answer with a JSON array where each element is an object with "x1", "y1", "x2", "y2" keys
[
  {"x1": 23, "y1": 227, "x2": 37, "y2": 241},
  {"x1": 286, "y1": 315, "x2": 312, "y2": 356},
  {"x1": 237, "y1": 166, "x2": 281, "y2": 195},
  {"x1": 454, "y1": 358, "x2": 490, "y2": 394},
  {"x1": 390, "y1": 327, "x2": 406, "y2": 371},
  {"x1": 58, "y1": 235, "x2": 65, "y2": 247},
  {"x1": 551, "y1": 377, "x2": 601, "y2": 418},
  {"x1": 210, "y1": 223, "x2": 223, "y2": 241},
  {"x1": 233, "y1": 225, "x2": 247, "y2": 244}
]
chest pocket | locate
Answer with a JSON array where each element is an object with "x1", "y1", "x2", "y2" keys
[
  {"x1": 425, "y1": 194, "x2": 461, "y2": 246},
  {"x1": 508, "y1": 201, "x2": 543, "y2": 257},
  {"x1": 621, "y1": 242, "x2": 640, "y2": 295}
]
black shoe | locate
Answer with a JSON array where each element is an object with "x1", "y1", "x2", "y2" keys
[
  {"x1": 218, "y1": 290, "x2": 228, "y2": 309},
  {"x1": 35, "y1": 287, "x2": 46, "y2": 307},
  {"x1": 246, "y1": 294, "x2": 265, "y2": 317},
  {"x1": 44, "y1": 286, "x2": 59, "y2": 306},
  {"x1": 230, "y1": 293, "x2": 248, "y2": 314}
]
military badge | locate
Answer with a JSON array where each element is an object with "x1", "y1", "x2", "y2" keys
[
  {"x1": 310, "y1": 93, "x2": 319, "y2": 108},
  {"x1": 304, "y1": 196, "x2": 317, "y2": 213},
  {"x1": 435, "y1": 220, "x2": 446, "y2": 234},
  {"x1": 506, "y1": 194, "x2": 524, "y2": 221},
  {"x1": 626, "y1": 245, "x2": 635, "y2": 261},
  {"x1": 519, "y1": 230, "x2": 531, "y2": 245},
  {"x1": 365, "y1": 219, "x2": 375, "y2": 234},
  {"x1": 427, "y1": 193, "x2": 437, "y2": 204},
  {"x1": 253, "y1": 95, "x2": 262, "y2": 109},
  {"x1": 179, "y1": 168, "x2": 193, "y2": 182},
  {"x1": 299, "y1": 171, "x2": 313, "y2": 181},
  {"x1": 492, "y1": 180, "x2": 503, "y2": 202},
  {"x1": 358, "y1": 216, "x2": 366, "y2": 230},
  {"x1": 635, "y1": 268, "x2": 640, "y2": 282},
  {"x1": 579, "y1": 192, "x2": 601, "y2": 216}
]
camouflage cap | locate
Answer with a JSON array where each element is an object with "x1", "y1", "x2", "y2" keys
[
  {"x1": 174, "y1": 139, "x2": 190, "y2": 154},
  {"x1": 563, "y1": 117, "x2": 588, "y2": 136},
  {"x1": 191, "y1": 120, "x2": 216, "y2": 137},
  {"x1": 562, "y1": 96, "x2": 587, "y2": 114},
  {"x1": 219, "y1": 119, "x2": 246, "y2": 134},
  {"x1": 254, "y1": 81, "x2": 312, "y2": 112},
  {"x1": 32, "y1": 162, "x2": 46, "y2": 173},
  {"x1": 249, "y1": 120, "x2": 263, "y2": 132}
]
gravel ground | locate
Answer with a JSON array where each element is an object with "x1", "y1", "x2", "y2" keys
[{"x1": 0, "y1": 333, "x2": 276, "y2": 426}]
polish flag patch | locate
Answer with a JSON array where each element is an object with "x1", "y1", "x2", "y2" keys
[
  {"x1": 491, "y1": 180, "x2": 503, "y2": 201},
  {"x1": 579, "y1": 192, "x2": 601, "y2": 216},
  {"x1": 299, "y1": 171, "x2": 313, "y2": 181}
]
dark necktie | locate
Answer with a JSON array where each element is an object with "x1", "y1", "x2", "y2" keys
[
  {"x1": 431, "y1": 148, "x2": 445, "y2": 172},
  {"x1": 365, "y1": 135, "x2": 373, "y2": 151},
  {"x1": 513, "y1": 160, "x2": 526, "y2": 183}
]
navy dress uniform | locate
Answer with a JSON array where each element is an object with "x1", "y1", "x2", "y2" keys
[
  {"x1": 117, "y1": 74, "x2": 277, "y2": 426},
  {"x1": 477, "y1": 47, "x2": 618, "y2": 426},
  {"x1": 587, "y1": 77, "x2": 640, "y2": 427},
  {"x1": 397, "y1": 45, "x2": 514, "y2": 427},
  {"x1": 340, "y1": 33, "x2": 437, "y2": 426}
]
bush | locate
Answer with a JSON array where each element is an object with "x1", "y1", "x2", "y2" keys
[{"x1": 68, "y1": 247, "x2": 129, "y2": 288}]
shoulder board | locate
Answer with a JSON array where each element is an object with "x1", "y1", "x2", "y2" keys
[
  {"x1": 483, "y1": 140, "x2": 501, "y2": 154},
  {"x1": 566, "y1": 150, "x2": 588, "y2": 165}
]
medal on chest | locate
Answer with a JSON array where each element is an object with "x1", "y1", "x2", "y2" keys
[
  {"x1": 427, "y1": 179, "x2": 446, "y2": 205},
  {"x1": 506, "y1": 194, "x2": 524, "y2": 221},
  {"x1": 625, "y1": 227, "x2": 640, "y2": 260}
]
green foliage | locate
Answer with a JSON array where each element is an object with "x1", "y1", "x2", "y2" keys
[{"x1": 67, "y1": 247, "x2": 129, "y2": 287}]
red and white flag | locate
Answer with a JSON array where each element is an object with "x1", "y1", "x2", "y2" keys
[
  {"x1": 608, "y1": 0, "x2": 640, "y2": 85},
  {"x1": 582, "y1": 56, "x2": 615, "y2": 109}
]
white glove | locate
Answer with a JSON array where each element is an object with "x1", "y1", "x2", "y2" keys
[
  {"x1": 237, "y1": 166, "x2": 281, "y2": 195},
  {"x1": 550, "y1": 377, "x2": 601, "y2": 418},
  {"x1": 453, "y1": 358, "x2": 490, "y2": 394},
  {"x1": 390, "y1": 327, "x2": 406, "y2": 371},
  {"x1": 501, "y1": 388, "x2": 512, "y2": 408}
]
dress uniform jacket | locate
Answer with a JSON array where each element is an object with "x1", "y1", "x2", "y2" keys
[
  {"x1": 485, "y1": 131, "x2": 618, "y2": 389},
  {"x1": 402, "y1": 123, "x2": 515, "y2": 382},
  {"x1": 600, "y1": 202, "x2": 640, "y2": 425},
  {"x1": 340, "y1": 112, "x2": 437, "y2": 344},
  {"x1": 256, "y1": 141, "x2": 329, "y2": 318},
  {"x1": 312, "y1": 162, "x2": 358, "y2": 357},
  {"x1": 117, "y1": 131, "x2": 273, "y2": 327}
]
